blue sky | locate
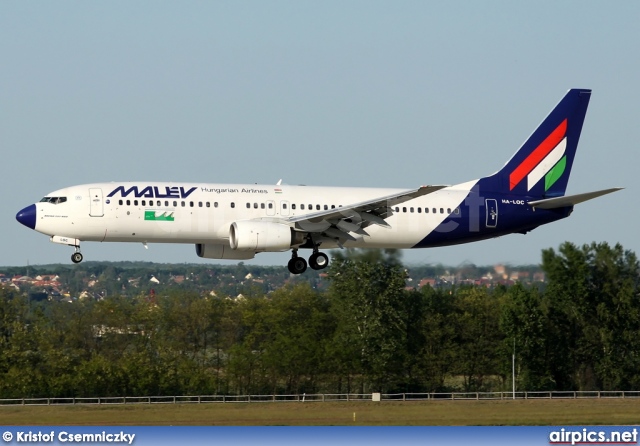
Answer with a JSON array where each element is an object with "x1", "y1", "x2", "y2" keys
[{"x1": 2, "y1": 1, "x2": 638, "y2": 268}]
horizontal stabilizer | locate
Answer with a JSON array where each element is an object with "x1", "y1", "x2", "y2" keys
[{"x1": 528, "y1": 187, "x2": 623, "y2": 209}]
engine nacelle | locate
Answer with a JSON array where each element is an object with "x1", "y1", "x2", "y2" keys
[
  {"x1": 229, "y1": 220, "x2": 293, "y2": 252},
  {"x1": 195, "y1": 243, "x2": 255, "y2": 260}
]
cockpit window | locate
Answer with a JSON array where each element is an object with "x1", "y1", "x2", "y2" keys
[{"x1": 40, "y1": 197, "x2": 67, "y2": 204}]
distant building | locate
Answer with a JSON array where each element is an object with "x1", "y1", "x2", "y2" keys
[
  {"x1": 12, "y1": 275, "x2": 33, "y2": 283},
  {"x1": 419, "y1": 278, "x2": 436, "y2": 288},
  {"x1": 533, "y1": 272, "x2": 546, "y2": 282},
  {"x1": 171, "y1": 275, "x2": 185, "y2": 284}
]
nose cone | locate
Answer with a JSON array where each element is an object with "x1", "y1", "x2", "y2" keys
[{"x1": 16, "y1": 204, "x2": 36, "y2": 230}]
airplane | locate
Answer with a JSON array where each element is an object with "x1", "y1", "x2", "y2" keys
[{"x1": 16, "y1": 89, "x2": 621, "y2": 274}]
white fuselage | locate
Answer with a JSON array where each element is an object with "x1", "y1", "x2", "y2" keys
[{"x1": 32, "y1": 181, "x2": 477, "y2": 250}]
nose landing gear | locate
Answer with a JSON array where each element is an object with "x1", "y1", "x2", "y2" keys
[
  {"x1": 71, "y1": 246, "x2": 83, "y2": 264},
  {"x1": 50, "y1": 236, "x2": 84, "y2": 264}
]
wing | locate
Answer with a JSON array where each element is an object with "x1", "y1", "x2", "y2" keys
[{"x1": 286, "y1": 185, "x2": 447, "y2": 246}]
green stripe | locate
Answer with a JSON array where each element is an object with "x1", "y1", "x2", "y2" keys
[
  {"x1": 144, "y1": 211, "x2": 174, "y2": 222},
  {"x1": 544, "y1": 155, "x2": 567, "y2": 191}
]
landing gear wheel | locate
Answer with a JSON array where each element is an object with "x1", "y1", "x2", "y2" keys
[
  {"x1": 288, "y1": 256, "x2": 307, "y2": 274},
  {"x1": 309, "y1": 252, "x2": 329, "y2": 270},
  {"x1": 71, "y1": 252, "x2": 83, "y2": 264}
]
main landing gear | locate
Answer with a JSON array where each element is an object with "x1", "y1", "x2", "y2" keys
[
  {"x1": 288, "y1": 253, "x2": 307, "y2": 274},
  {"x1": 287, "y1": 249, "x2": 329, "y2": 274},
  {"x1": 309, "y1": 251, "x2": 329, "y2": 270}
]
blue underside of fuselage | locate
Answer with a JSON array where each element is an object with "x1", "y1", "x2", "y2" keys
[{"x1": 412, "y1": 197, "x2": 573, "y2": 249}]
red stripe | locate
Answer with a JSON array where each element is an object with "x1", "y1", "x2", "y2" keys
[{"x1": 509, "y1": 119, "x2": 567, "y2": 190}]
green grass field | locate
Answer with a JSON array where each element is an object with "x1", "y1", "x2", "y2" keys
[{"x1": 2, "y1": 399, "x2": 640, "y2": 425}]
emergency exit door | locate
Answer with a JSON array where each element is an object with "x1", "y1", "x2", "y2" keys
[{"x1": 89, "y1": 188, "x2": 104, "y2": 217}]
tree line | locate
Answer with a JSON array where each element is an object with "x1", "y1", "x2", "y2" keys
[{"x1": 0, "y1": 242, "x2": 638, "y2": 398}]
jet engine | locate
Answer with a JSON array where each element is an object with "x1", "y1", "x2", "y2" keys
[
  {"x1": 195, "y1": 243, "x2": 255, "y2": 260},
  {"x1": 229, "y1": 220, "x2": 294, "y2": 252}
]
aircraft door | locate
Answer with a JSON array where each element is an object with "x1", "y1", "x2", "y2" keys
[
  {"x1": 485, "y1": 199, "x2": 497, "y2": 228},
  {"x1": 266, "y1": 200, "x2": 275, "y2": 216},
  {"x1": 280, "y1": 200, "x2": 290, "y2": 216},
  {"x1": 89, "y1": 188, "x2": 104, "y2": 217}
]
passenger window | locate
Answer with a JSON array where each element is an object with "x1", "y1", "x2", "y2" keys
[
  {"x1": 206, "y1": 202, "x2": 210, "y2": 208},
  {"x1": 440, "y1": 208, "x2": 444, "y2": 214},
  {"x1": 231, "y1": 202, "x2": 235, "y2": 208},
  {"x1": 126, "y1": 200, "x2": 131, "y2": 206},
  {"x1": 119, "y1": 200, "x2": 123, "y2": 205},
  {"x1": 268, "y1": 203, "x2": 273, "y2": 209},
  {"x1": 324, "y1": 205, "x2": 328, "y2": 210},
  {"x1": 214, "y1": 202, "x2": 219, "y2": 208},
  {"x1": 403, "y1": 207, "x2": 406, "y2": 213},
  {"x1": 246, "y1": 203, "x2": 250, "y2": 209},
  {"x1": 181, "y1": 201, "x2": 185, "y2": 207},
  {"x1": 190, "y1": 201, "x2": 194, "y2": 207},
  {"x1": 173, "y1": 201, "x2": 178, "y2": 207},
  {"x1": 410, "y1": 207, "x2": 414, "y2": 213},
  {"x1": 331, "y1": 205, "x2": 335, "y2": 209},
  {"x1": 142, "y1": 200, "x2": 146, "y2": 206},
  {"x1": 432, "y1": 208, "x2": 436, "y2": 214},
  {"x1": 260, "y1": 203, "x2": 265, "y2": 209},
  {"x1": 156, "y1": 200, "x2": 161, "y2": 206},
  {"x1": 454, "y1": 207, "x2": 460, "y2": 215},
  {"x1": 316, "y1": 205, "x2": 320, "y2": 210},
  {"x1": 417, "y1": 208, "x2": 422, "y2": 213},
  {"x1": 395, "y1": 207, "x2": 399, "y2": 212},
  {"x1": 199, "y1": 202, "x2": 203, "y2": 207},
  {"x1": 165, "y1": 201, "x2": 169, "y2": 207},
  {"x1": 301, "y1": 204, "x2": 305, "y2": 210},
  {"x1": 447, "y1": 208, "x2": 451, "y2": 214},
  {"x1": 425, "y1": 207, "x2": 429, "y2": 213},
  {"x1": 283, "y1": 203, "x2": 288, "y2": 209}
]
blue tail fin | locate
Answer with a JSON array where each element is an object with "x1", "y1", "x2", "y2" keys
[{"x1": 480, "y1": 89, "x2": 591, "y2": 198}]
